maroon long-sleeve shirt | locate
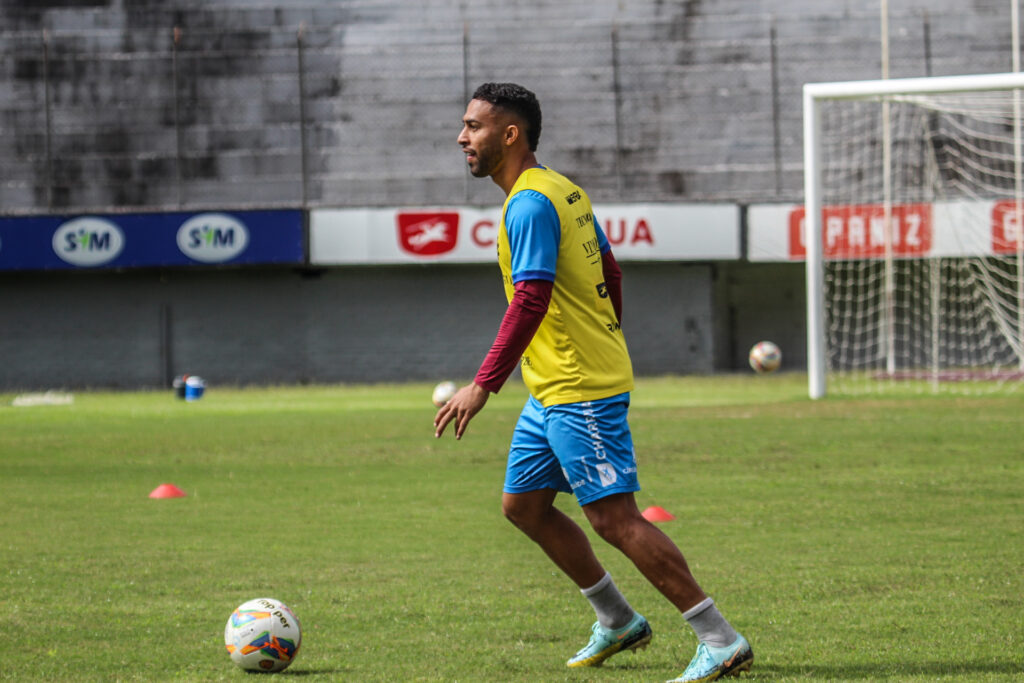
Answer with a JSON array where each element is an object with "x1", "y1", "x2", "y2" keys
[{"x1": 474, "y1": 249, "x2": 623, "y2": 393}]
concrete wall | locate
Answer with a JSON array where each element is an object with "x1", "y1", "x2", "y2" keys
[
  {"x1": 0, "y1": 0, "x2": 1006, "y2": 389},
  {"x1": 719, "y1": 262, "x2": 806, "y2": 372},
  {"x1": 0, "y1": 260, "x2": 775, "y2": 390}
]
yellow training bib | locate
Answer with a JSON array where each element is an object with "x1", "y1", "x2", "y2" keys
[{"x1": 498, "y1": 167, "x2": 633, "y2": 406}]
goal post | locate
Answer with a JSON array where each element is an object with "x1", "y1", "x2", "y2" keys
[{"x1": 803, "y1": 72, "x2": 1024, "y2": 399}]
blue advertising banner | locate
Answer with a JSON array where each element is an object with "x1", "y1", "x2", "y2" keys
[{"x1": 0, "y1": 209, "x2": 305, "y2": 271}]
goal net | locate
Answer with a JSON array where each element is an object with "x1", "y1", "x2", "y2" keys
[{"x1": 803, "y1": 73, "x2": 1024, "y2": 398}]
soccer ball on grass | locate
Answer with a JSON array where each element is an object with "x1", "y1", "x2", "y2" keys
[
  {"x1": 224, "y1": 597, "x2": 302, "y2": 672},
  {"x1": 748, "y1": 340, "x2": 782, "y2": 374}
]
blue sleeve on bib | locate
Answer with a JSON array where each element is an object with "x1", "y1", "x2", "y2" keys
[
  {"x1": 505, "y1": 190, "x2": 559, "y2": 283},
  {"x1": 594, "y1": 215, "x2": 610, "y2": 254}
]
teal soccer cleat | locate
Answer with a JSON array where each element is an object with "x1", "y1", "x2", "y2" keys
[
  {"x1": 566, "y1": 612, "x2": 652, "y2": 668},
  {"x1": 668, "y1": 634, "x2": 753, "y2": 682}
]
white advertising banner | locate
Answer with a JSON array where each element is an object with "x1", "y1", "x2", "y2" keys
[
  {"x1": 748, "y1": 200, "x2": 1023, "y2": 262},
  {"x1": 310, "y1": 204, "x2": 739, "y2": 265}
]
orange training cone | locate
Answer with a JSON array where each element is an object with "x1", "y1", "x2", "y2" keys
[
  {"x1": 149, "y1": 483, "x2": 187, "y2": 499},
  {"x1": 642, "y1": 505, "x2": 675, "y2": 522}
]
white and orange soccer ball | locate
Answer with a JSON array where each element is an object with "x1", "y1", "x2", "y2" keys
[
  {"x1": 224, "y1": 598, "x2": 302, "y2": 672},
  {"x1": 748, "y1": 341, "x2": 782, "y2": 374}
]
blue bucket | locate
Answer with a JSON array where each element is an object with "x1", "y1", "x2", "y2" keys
[{"x1": 184, "y1": 376, "x2": 206, "y2": 402}]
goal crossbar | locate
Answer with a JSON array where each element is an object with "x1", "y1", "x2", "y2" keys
[{"x1": 804, "y1": 72, "x2": 1024, "y2": 101}]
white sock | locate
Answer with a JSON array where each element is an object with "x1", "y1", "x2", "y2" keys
[
  {"x1": 581, "y1": 572, "x2": 635, "y2": 630},
  {"x1": 683, "y1": 597, "x2": 738, "y2": 647}
]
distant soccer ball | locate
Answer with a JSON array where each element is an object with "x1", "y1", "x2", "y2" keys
[
  {"x1": 432, "y1": 380, "x2": 457, "y2": 407},
  {"x1": 224, "y1": 598, "x2": 302, "y2": 673},
  {"x1": 748, "y1": 341, "x2": 782, "y2": 374}
]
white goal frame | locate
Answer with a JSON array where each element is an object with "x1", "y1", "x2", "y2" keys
[{"x1": 803, "y1": 72, "x2": 1024, "y2": 399}]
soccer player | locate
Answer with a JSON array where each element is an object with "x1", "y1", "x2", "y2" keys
[{"x1": 434, "y1": 82, "x2": 753, "y2": 682}]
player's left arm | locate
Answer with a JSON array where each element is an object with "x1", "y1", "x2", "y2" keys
[
  {"x1": 434, "y1": 191, "x2": 559, "y2": 440},
  {"x1": 433, "y1": 279, "x2": 552, "y2": 440},
  {"x1": 480, "y1": 191, "x2": 559, "y2": 393},
  {"x1": 432, "y1": 381, "x2": 489, "y2": 440},
  {"x1": 474, "y1": 279, "x2": 553, "y2": 393}
]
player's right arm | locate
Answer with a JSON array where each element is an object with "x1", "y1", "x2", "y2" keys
[{"x1": 594, "y1": 217, "x2": 623, "y2": 323}]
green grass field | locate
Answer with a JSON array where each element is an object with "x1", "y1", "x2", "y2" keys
[{"x1": 1, "y1": 375, "x2": 1021, "y2": 681}]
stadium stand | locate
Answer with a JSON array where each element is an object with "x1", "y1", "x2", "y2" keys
[
  {"x1": 1, "y1": 0, "x2": 1016, "y2": 212},
  {"x1": 0, "y1": 0, "x2": 1017, "y2": 388}
]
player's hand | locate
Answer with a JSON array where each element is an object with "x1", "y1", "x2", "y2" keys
[{"x1": 434, "y1": 382, "x2": 489, "y2": 440}]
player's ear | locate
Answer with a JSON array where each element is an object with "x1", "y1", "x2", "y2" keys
[{"x1": 503, "y1": 123, "x2": 520, "y2": 147}]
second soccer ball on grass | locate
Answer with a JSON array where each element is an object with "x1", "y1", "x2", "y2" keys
[{"x1": 748, "y1": 341, "x2": 782, "y2": 374}]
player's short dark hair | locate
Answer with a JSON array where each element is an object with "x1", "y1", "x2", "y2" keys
[{"x1": 472, "y1": 82, "x2": 542, "y2": 152}]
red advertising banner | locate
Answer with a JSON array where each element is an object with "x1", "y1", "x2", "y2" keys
[
  {"x1": 396, "y1": 212, "x2": 460, "y2": 256},
  {"x1": 991, "y1": 200, "x2": 1024, "y2": 254},
  {"x1": 788, "y1": 203, "x2": 933, "y2": 259}
]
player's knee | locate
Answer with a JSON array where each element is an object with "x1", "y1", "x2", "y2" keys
[
  {"x1": 502, "y1": 493, "x2": 554, "y2": 538},
  {"x1": 584, "y1": 500, "x2": 643, "y2": 548},
  {"x1": 502, "y1": 496, "x2": 536, "y2": 532},
  {"x1": 588, "y1": 513, "x2": 627, "y2": 546}
]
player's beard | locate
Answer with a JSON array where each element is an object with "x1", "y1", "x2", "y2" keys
[{"x1": 467, "y1": 137, "x2": 503, "y2": 178}]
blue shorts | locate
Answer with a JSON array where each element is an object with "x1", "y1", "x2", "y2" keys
[{"x1": 504, "y1": 393, "x2": 640, "y2": 506}]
